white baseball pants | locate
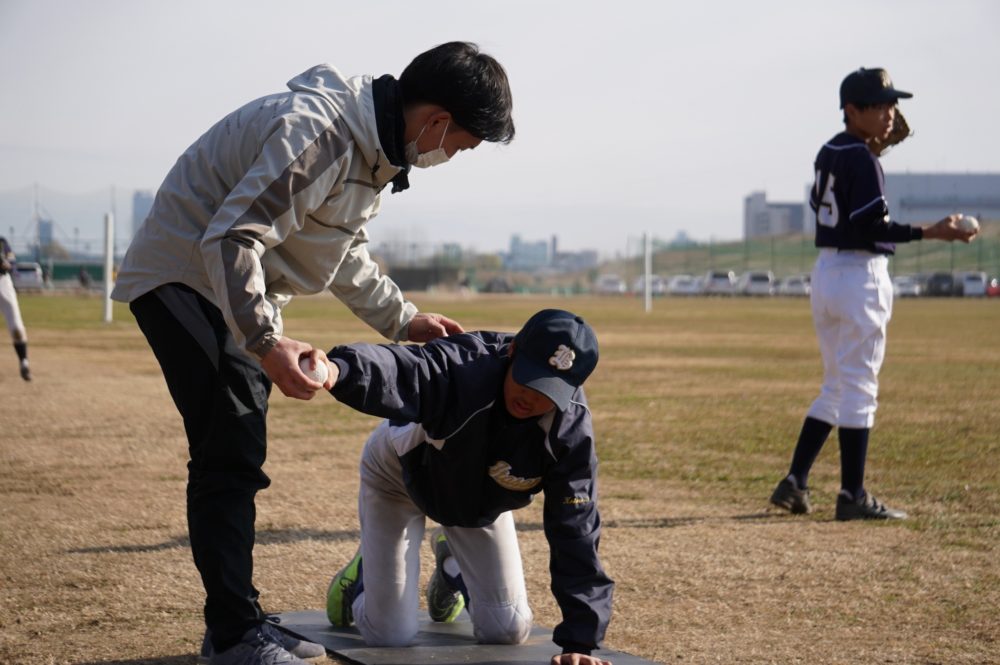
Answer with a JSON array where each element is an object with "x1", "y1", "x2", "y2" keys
[
  {"x1": 0, "y1": 273, "x2": 27, "y2": 341},
  {"x1": 807, "y1": 249, "x2": 893, "y2": 429},
  {"x1": 351, "y1": 420, "x2": 533, "y2": 647}
]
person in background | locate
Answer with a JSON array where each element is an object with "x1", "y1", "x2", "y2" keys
[{"x1": 0, "y1": 236, "x2": 31, "y2": 381}]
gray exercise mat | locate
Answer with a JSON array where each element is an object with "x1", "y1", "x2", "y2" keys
[{"x1": 269, "y1": 610, "x2": 659, "y2": 665}]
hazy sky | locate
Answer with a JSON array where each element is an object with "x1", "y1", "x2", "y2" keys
[{"x1": 1, "y1": 0, "x2": 998, "y2": 254}]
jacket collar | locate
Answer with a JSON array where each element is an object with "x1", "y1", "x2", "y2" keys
[{"x1": 372, "y1": 75, "x2": 411, "y2": 193}]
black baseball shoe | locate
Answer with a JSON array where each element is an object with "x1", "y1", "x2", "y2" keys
[
  {"x1": 769, "y1": 476, "x2": 812, "y2": 514},
  {"x1": 19, "y1": 359, "x2": 31, "y2": 381},
  {"x1": 835, "y1": 490, "x2": 908, "y2": 521}
]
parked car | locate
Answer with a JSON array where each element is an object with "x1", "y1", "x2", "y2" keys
[
  {"x1": 988, "y1": 276, "x2": 1000, "y2": 297},
  {"x1": 778, "y1": 274, "x2": 811, "y2": 296},
  {"x1": 738, "y1": 270, "x2": 775, "y2": 296},
  {"x1": 925, "y1": 272, "x2": 958, "y2": 297},
  {"x1": 594, "y1": 274, "x2": 626, "y2": 295},
  {"x1": 892, "y1": 274, "x2": 922, "y2": 298},
  {"x1": 959, "y1": 271, "x2": 988, "y2": 297},
  {"x1": 632, "y1": 274, "x2": 666, "y2": 296},
  {"x1": 667, "y1": 274, "x2": 703, "y2": 296},
  {"x1": 11, "y1": 261, "x2": 44, "y2": 289},
  {"x1": 703, "y1": 270, "x2": 736, "y2": 295}
]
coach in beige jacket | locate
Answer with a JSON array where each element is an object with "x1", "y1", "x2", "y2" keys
[{"x1": 112, "y1": 42, "x2": 514, "y2": 665}]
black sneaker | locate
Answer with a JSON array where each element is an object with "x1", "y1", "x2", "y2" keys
[
  {"x1": 326, "y1": 548, "x2": 363, "y2": 627},
  {"x1": 199, "y1": 624, "x2": 324, "y2": 663},
  {"x1": 206, "y1": 626, "x2": 308, "y2": 665},
  {"x1": 19, "y1": 359, "x2": 31, "y2": 381},
  {"x1": 426, "y1": 528, "x2": 465, "y2": 622},
  {"x1": 769, "y1": 476, "x2": 812, "y2": 514},
  {"x1": 835, "y1": 491, "x2": 907, "y2": 521}
]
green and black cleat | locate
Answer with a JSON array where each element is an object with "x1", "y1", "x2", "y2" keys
[{"x1": 426, "y1": 529, "x2": 465, "y2": 622}]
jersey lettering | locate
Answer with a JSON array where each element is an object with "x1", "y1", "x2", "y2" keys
[{"x1": 816, "y1": 170, "x2": 838, "y2": 228}]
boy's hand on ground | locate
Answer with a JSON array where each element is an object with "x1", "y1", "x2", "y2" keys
[
  {"x1": 923, "y1": 214, "x2": 977, "y2": 243},
  {"x1": 260, "y1": 336, "x2": 325, "y2": 399},
  {"x1": 406, "y1": 313, "x2": 465, "y2": 342},
  {"x1": 550, "y1": 654, "x2": 612, "y2": 665}
]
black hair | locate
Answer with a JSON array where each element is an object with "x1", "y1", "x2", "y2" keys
[
  {"x1": 842, "y1": 104, "x2": 871, "y2": 125},
  {"x1": 400, "y1": 42, "x2": 514, "y2": 144},
  {"x1": 842, "y1": 102, "x2": 886, "y2": 124}
]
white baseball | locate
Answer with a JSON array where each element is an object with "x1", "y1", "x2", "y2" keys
[
  {"x1": 957, "y1": 215, "x2": 980, "y2": 233},
  {"x1": 299, "y1": 356, "x2": 329, "y2": 384}
]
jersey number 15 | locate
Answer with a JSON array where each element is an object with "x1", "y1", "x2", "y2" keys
[{"x1": 814, "y1": 171, "x2": 838, "y2": 228}]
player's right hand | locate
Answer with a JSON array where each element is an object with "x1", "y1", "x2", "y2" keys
[
  {"x1": 260, "y1": 336, "x2": 325, "y2": 400},
  {"x1": 925, "y1": 213, "x2": 977, "y2": 243}
]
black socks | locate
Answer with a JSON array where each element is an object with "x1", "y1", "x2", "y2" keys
[
  {"x1": 788, "y1": 417, "x2": 834, "y2": 489},
  {"x1": 787, "y1": 418, "x2": 871, "y2": 499},
  {"x1": 838, "y1": 427, "x2": 870, "y2": 500}
]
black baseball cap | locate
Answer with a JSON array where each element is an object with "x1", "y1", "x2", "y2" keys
[
  {"x1": 511, "y1": 309, "x2": 599, "y2": 411},
  {"x1": 839, "y1": 68, "x2": 912, "y2": 109}
]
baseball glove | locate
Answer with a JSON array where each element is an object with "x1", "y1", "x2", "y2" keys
[{"x1": 870, "y1": 106, "x2": 911, "y2": 156}]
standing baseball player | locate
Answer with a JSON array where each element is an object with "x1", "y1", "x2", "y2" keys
[
  {"x1": 0, "y1": 236, "x2": 31, "y2": 381},
  {"x1": 769, "y1": 68, "x2": 977, "y2": 521},
  {"x1": 321, "y1": 309, "x2": 614, "y2": 665},
  {"x1": 111, "y1": 42, "x2": 514, "y2": 665}
]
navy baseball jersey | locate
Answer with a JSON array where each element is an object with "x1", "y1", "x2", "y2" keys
[
  {"x1": 810, "y1": 132, "x2": 922, "y2": 254},
  {"x1": 326, "y1": 331, "x2": 612, "y2": 654}
]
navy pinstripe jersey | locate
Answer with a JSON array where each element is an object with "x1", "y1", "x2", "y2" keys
[{"x1": 810, "y1": 132, "x2": 921, "y2": 254}]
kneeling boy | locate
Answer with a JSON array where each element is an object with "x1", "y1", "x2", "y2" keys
[{"x1": 317, "y1": 309, "x2": 613, "y2": 665}]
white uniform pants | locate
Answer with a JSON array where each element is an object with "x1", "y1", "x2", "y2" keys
[
  {"x1": 352, "y1": 420, "x2": 533, "y2": 647},
  {"x1": 807, "y1": 249, "x2": 893, "y2": 429},
  {"x1": 0, "y1": 273, "x2": 27, "y2": 341}
]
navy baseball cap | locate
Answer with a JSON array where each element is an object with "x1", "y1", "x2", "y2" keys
[
  {"x1": 839, "y1": 68, "x2": 912, "y2": 108},
  {"x1": 511, "y1": 309, "x2": 599, "y2": 411}
]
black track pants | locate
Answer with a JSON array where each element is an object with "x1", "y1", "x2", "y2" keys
[{"x1": 130, "y1": 285, "x2": 272, "y2": 650}]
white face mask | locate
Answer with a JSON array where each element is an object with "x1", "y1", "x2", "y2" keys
[{"x1": 405, "y1": 120, "x2": 450, "y2": 168}]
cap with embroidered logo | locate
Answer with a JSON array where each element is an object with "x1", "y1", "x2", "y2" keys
[
  {"x1": 839, "y1": 67, "x2": 912, "y2": 109},
  {"x1": 511, "y1": 309, "x2": 599, "y2": 411}
]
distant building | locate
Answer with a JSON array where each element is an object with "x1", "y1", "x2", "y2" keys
[
  {"x1": 38, "y1": 218, "x2": 54, "y2": 247},
  {"x1": 132, "y1": 190, "x2": 154, "y2": 237},
  {"x1": 744, "y1": 191, "x2": 806, "y2": 239},
  {"x1": 505, "y1": 234, "x2": 549, "y2": 271},
  {"x1": 552, "y1": 249, "x2": 598, "y2": 272},
  {"x1": 500, "y1": 234, "x2": 598, "y2": 273},
  {"x1": 668, "y1": 230, "x2": 696, "y2": 248},
  {"x1": 884, "y1": 173, "x2": 1000, "y2": 225},
  {"x1": 372, "y1": 236, "x2": 434, "y2": 267}
]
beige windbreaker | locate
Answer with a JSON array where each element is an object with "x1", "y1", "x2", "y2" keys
[{"x1": 112, "y1": 64, "x2": 417, "y2": 358}]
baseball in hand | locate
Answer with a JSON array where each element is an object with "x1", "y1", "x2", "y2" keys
[
  {"x1": 298, "y1": 356, "x2": 329, "y2": 384},
  {"x1": 957, "y1": 215, "x2": 980, "y2": 233}
]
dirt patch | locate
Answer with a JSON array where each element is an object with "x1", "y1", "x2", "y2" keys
[{"x1": 2, "y1": 294, "x2": 998, "y2": 664}]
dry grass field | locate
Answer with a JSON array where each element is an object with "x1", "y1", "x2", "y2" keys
[{"x1": 1, "y1": 292, "x2": 998, "y2": 665}]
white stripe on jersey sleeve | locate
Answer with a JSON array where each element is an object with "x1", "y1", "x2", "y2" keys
[
  {"x1": 823, "y1": 142, "x2": 869, "y2": 151},
  {"x1": 848, "y1": 195, "x2": 887, "y2": 219}
]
